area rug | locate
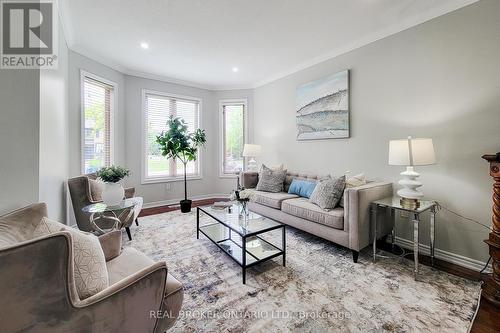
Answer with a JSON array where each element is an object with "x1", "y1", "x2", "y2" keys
[{"x1": 129, "y1": 210, "x2": 480, "y2": 332}]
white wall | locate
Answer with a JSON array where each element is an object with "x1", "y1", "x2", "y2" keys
[
  {"x1": 39, "y1": 16, "x2": 69, "y2": 222},
  {"x1": 252, "y1": 0, "x2": 500, "y2": 263}
]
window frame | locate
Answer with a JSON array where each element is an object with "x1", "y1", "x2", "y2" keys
[
  {"x1": 141, "y1": 89, "x2": 203, "y2": 184},
  {"x1": 80, "y1": 70, "x2": 117, "y2": 174},
  {"x1": 219, "y1": 98, "x2": 248, "y2": 178}
]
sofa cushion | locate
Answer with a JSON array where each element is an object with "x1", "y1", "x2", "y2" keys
[
  {"x1": 107, "y1": 247, "x2": 154, "y2": 284},
  {"x1": 107, "y1": 247, "x2": 182, "y2": 297},
  {"x1": 33, "y1": 217, "x2": 109, "y2": 299},
  {"x1": 282, "y1": 198, "x2": 344, "y2": 229},
  {"x1": 249, "y1": 190, "x2": 299, "y2": 209}
]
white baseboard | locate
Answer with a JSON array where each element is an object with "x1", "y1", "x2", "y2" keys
[
  {"x1": 142, "y1": 193, "x2": 229, "y2": 209},
  {"x1": 389, "y1": 236, "x2": 492, "y2": 273}
]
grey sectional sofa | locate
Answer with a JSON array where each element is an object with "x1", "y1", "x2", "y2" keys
[{"x1": 242, "y1": 171, "x2": 393, "y2": 262}]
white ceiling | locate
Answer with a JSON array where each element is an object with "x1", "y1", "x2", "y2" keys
[{"x1": 61, "y1": 0, "x2": 478, "y2": 90}]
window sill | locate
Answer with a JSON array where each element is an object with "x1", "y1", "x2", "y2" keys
[{"x1": 141, "y1": 175, "x2": 203, "y2": 185}]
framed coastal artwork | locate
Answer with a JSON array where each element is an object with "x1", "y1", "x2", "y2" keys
[{"x1": 296, "y1": 70, "x2": 349, "y2": 140}]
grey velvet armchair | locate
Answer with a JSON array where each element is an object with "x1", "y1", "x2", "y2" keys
[
  {"x1": 0, "y1": 203, "x2": 183, "y2": 333},
  {"x1": 68, "y1": 173, "x2": 143, "y2": 240}
]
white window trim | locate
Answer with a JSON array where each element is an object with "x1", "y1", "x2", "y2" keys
[
  {"x1": 218, "y1": 98, "x2": 248, "y2": 178},
  {"x1": 141, "y1": 89, "x2": 204, "y2": 184},
  {"x1": 80, "y1": 70, "x2": 117, "y2": 174}
]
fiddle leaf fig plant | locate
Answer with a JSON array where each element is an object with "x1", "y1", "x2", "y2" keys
[{"x1": 156, "y1": 116, "x2": 206, "y2": 202}]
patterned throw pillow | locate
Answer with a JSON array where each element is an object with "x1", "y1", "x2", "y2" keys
[
  {"x1": 309, "y1": 176, "x2": 346, "y2": 210},
  {"x1": 339, "y1": 173, "x2": 367, "y2": 207},
  {"x1": 33, "y1": 218, "x2": 109, "y2": 299},
  {"x1": 256, "y1": 164, "x2": 287, "y2": 193}
]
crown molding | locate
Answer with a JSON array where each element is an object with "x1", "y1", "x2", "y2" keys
[
  {"x1": 63, "y1": 0, "x2": 479, "y2": 91},
  {"x1": 123, "y1": 69, "x2": 219, "y2": 91}
]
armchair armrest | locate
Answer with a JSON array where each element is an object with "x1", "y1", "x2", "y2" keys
[
  {"x1": 242, "y1": 171, "x2": 259, "y2": 189},
  {"x1": 98, "y1": 230, "x2": 122, "y2": 261},
  {"x1": 124, "y1": 187, "x2": 136, "y2": 199},
  {"x1": 75, "y1": 261, "x2": 168, "y2": 332},
  {"x1": 344, "y1": 181, "x2": 393, "y2": 251}
]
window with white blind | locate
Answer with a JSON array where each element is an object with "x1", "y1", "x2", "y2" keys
[
  {"x1": 143, "y1": 90, "x2": 202, "y2": 183},
  {"x1": 219, "y1": 99, "x2": 247, "y2": 176},
  {"x1": 81, "y1": 72, "x2": 115, "y2": 174}
]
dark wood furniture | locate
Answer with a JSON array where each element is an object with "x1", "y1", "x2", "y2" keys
[{"x1": 482, "y1": 153, "x2": 500, "y2": 308}]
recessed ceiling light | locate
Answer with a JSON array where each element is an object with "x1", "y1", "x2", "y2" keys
[
  {"x1": 232, "y1": 67, "x2": 239, "y2": 72},
  {"x1": 140, "y1": 42, "x2": 149, "y2": 49}
]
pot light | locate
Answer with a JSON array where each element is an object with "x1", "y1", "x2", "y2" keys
[
  {"x1": 140, "y1": 42, "x2": 149, "y2": 49},
  {"x1": 232, "y1": 67, "x2": 239, "y2": 72}
]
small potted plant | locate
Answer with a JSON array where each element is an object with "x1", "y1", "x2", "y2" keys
[
  {"x1": 96, "y1": 165, "x2": 131, "y2": 206},
  {"x1": 156, "y1": 116, "x2": 206, "y2": 213}
]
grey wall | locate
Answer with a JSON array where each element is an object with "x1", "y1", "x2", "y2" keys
[
  {"x1": 252, "y1": 0, "x2": 500, "y2": 263},
  {"x1": 39, "y1": 16, "x2": 69, "y2": 222},
  {"x1": 0, "y1": 69, "x2": 40, "y2": 215}
]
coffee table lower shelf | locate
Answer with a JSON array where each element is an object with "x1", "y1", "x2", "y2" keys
[{"x1": 197, "y1": 222, "x2": 286, "y2": 284}]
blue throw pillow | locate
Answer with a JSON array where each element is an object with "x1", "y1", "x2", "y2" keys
[{"x1": 288, "y1": 179, "x2": 317, "y2": 198}]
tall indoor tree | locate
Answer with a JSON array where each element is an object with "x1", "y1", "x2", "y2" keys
[{"x1": 156, "y1": 116, "x2": 206, "y2": 212}]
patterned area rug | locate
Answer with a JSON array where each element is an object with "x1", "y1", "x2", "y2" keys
[{"x1": 129, "y1": 210, "x2": 480, "y2": 332}]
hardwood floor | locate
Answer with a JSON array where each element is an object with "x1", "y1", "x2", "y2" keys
[
  {"x1": 138, "y1": 198, "x2": 228, "y2": 217},
  {"x1": 139, "y1": 198, "x2": 499, "y2": 332}
]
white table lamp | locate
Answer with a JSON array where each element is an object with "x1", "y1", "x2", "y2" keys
[
  {"x1": 243, "y1": 144, "x2": 261, "y2": 171},
  {"x1": 389, "y1": 137, "x2": 435, "y2": 207}
]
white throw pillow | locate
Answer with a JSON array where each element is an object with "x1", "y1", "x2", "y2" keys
[
  {"x1": 33, "y1": 218, "x2": 109, "y2": 299},
  {"x1": 346, "y1": 173, "x2": 367, "y2": 187},
  {"x1": 339, "y1": 173, "x2": 367, "y2": 207}
]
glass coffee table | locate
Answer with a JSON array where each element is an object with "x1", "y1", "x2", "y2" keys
[{"x1": 197, "y1": 204, "x2": 286, "y2": 284}]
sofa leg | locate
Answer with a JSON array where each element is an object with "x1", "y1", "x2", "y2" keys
[
  {"x1": 352, "y1": 250, "x2": 359, "y2": 263},
  {"x1": 135, "y1": 218, "x2": 139, "y2": 226},
  {"x1": 125, "y1": 227, "x2": 132, "y2": 241}
]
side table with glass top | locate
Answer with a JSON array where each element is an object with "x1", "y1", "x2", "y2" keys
[
  {"x1": 82, "y1": 198, "x2": 139, "y2": 240},
  {"x1": 371, "y1": 196, "x2": 437, "y2": 278}
]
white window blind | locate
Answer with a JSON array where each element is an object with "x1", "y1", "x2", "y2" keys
[
  {"x1": 144, "y1": 92, "x2": 201, "y2": 181},
  {"x1": 221, "y1": 102, "x2": 245, "y2": 175},
  {"x1": 82, "y1": 76, "x2": 114, "y2": 174}
]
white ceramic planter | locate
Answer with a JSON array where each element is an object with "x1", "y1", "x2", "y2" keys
[{"x1": 102, "y1": 182, "x2": 124, "y2": 206}]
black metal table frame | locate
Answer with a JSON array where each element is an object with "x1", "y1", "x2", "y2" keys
[{"x1": 197, "y1": 207, "x2": 286, "y2": 284}]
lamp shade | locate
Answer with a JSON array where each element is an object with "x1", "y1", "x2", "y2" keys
[
  {"x1": 388, "y1": 137, "x2": 435, "y2": 166},
  {"x1": 242, "y1": 144, "x2": 261, "y2": 157}
]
